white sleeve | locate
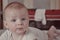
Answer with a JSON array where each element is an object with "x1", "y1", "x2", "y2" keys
[
  {"x1": 0, "y1": 31, "x2": 8, "y2": 40},
  {"x1": 29, "y1": 27, "x2": 48, "y2": 40},
  {"x1": 35, "y1": 29, "x2": 48, "y2": 40},
  {"x1": 41, "y1": 31, "x2": 48, "y2": 40}
]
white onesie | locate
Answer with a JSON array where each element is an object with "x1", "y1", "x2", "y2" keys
[{"x1": 0, "y1": 27, "x2": 48, "y2": 40}]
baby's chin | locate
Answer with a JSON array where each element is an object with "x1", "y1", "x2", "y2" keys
[{"x1": 15, "y1": 29, "x2": 26, "y2": 35}]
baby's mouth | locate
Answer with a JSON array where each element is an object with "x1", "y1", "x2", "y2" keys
[{"x1": 17, "y1": 28, "x2": 23, "y2": 30}]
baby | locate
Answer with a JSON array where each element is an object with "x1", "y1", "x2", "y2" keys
[
  {"x1": 0, "y1": 2, "x2": 48, "y2": 40},
  {"x1": 1, "y1": 2, "x2": 60, "y2": 40}
]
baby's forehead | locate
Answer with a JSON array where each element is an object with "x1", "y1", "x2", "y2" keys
[
  {"x1": 11, "y1": 14, "x2": 28, "y2": 18},
  {"x1": 7, "y1": 13, "x2": 28, "y2": 19},
  {"x1": 5, "y1": 7, "x2": 28, "y2": 13},
  {"x1": 5, "y1": 8, "x2": 28, "y2": 17},
  {"x1": 6, "y1": 14, "x2": 28, "y2": 20}
]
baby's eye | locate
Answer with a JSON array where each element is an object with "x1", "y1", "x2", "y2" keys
[
  {"x1": 11, "y1": 19, "x2": 16, "y2": 22},
  {"x1": 21, "y1": 18, "x2": 26, "y2": 21}
]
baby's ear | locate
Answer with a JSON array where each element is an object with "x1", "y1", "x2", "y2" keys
[{"x1": 3, "y1": 21, "x2": 8, "y2": 28}]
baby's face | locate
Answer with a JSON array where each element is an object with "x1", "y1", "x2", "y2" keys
[{"x1": 5, "y1": 8, "x2": 29, "y2": 34}]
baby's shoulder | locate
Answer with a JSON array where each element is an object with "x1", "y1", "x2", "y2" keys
[{"x1": 0, "y1": 30, "x2": 11, "y2": 40}]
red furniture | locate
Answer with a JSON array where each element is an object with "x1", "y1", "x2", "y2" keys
[{"x1": 28, "y1": 9, "x2": 60, "y2": 20}]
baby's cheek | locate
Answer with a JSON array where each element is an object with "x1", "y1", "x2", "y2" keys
[
  {"x1": 24, "y1": 21, "x2": 29, "y2": 24},
  {"x1": 23, "y1": 23, "x2": 29, "y2": 28}
]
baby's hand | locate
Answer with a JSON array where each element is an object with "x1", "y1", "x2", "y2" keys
[{"x1": 48, "y1": 25, "x2": 57, "y2": 40}]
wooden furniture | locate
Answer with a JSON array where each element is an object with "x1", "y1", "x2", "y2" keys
[{"x1": 0, "y1": 0, "x2": 3, "y2": 29}]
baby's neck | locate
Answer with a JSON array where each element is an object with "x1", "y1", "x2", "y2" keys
[{"x1": 12, "y1": 32, "x2": 25, "y2": 40}]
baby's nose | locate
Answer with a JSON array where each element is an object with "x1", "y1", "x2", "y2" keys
[{"x1": 17, "y1": 19, "x2": 23, "y2": 25}]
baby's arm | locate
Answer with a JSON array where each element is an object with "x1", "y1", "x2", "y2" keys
[{"x1": 48, "y1": 26, "x2": 58, "y2": 40}]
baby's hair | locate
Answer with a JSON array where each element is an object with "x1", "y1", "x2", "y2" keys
[
  {"x1": 3, "y1": 2, "x2": 27, "y2": 21},
  {"x1": 4, "y1": 2, "x2": 26, "y2": 10}
]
